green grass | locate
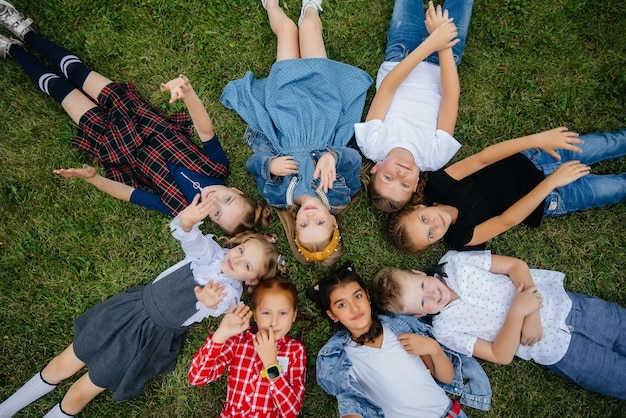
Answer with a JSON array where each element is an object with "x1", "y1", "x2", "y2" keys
[{"x1": 1, "y1": 0, "x2": 625, "y2": 416}]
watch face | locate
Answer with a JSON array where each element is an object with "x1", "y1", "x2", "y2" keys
[{"x1": 267, "y1": 365, "x2": 280, "y2": 379}]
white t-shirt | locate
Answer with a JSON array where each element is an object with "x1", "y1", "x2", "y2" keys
[
  {"x1": 433, "y1": 250, "x2": 573, "y2": 365},
  {"x1": 344, "y1": 322, "x2": 449, "y2": 418},
  {"x1": 354, "y1": 61, "x2": 461, "y2": 172}
]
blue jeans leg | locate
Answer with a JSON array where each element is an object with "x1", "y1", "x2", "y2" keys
[
  {"x1": 546, "y1": 292, "x2": 626, "y2": 400},
  {"x1": 521, "y1": 129, "x2": 626, "y2": 215},
  {"x1": 384, "y1": 0, "x2": 474, "y2": 66}
]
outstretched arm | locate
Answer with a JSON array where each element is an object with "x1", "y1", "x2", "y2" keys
[
  {"x1": 365, "y1": 3, "x2": 459, "y2": 122},
  {"x1": 466, "y1": 160, "x2": 590, "y2": 246},
  {"x1": 54, "y1": 164, "x2": 134, "y2": 201},
  {"x1": 160, "y1": 75, "x2": 215, "y2": 141},
  {"x1": 425, "y1": 3, "x2": 460, "y2": 136},
  {"x1": 445, "y1": 127, "x2": 584, "y2": 181}
]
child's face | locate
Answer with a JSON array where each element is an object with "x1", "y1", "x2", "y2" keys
[
  {"x1": 400, "y1": 270, "x2": 451, "y2": 316},
  {"x1": 202, "y1": 185, "x2": 247, "y2": 233},
  {"x1": 295, "y1": 196, "x2": 337, "y2": 249},
  {"x1": 221, "y1": 239, "x2": 267, "y2": 285},
  {"x1": 370, "y1": 148, "x2": 420, "y2": 205},
  {"x1": 253, "y1": 291, "x2": 297, "y2": 341},
  {"x1": 402, "y1": 205, "x2": 452, "y2": 249},
  {"x1": 326, "y1": 281, "x2": 373, "y2": 337}
]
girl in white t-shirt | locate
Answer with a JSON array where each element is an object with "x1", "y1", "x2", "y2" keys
[
  {"x1": 356, "y1": 0, "x2": 475, "y2": 213},
  {"x1": 309, "y1": 262, "x2": 471, "y2": 418}
]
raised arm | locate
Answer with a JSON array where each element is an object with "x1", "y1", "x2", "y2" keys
[
  {"x1": 424, "y1": 3, "x2": 460, "y2": 136},
  {"x1": 160, "y1": 75, "x2": 215, "y2": 141},
  {"x1": 365, "y1": 5, "x2": 459, "y2": 122},
  {"x1": 445, "y1": 127, "x2": 584, "y2": 181},
  {"x1": 54, "y1": 164, "x2": 134, "y2": 201},
  {"x1": 466, "y1": 160, "x2": 590, "y2": 246}
]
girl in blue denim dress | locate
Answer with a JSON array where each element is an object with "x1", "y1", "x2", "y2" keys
[{"x1": 220, "y1": 0, "x2": 372, "y2": 266}]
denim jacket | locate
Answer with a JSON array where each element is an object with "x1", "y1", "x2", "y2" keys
[
  {"x1": 243, "y1": 126, "x2": 362, "y2": 212},
  {"x1": 316, "y1": 315, "x2": 492, "y2": 417}
]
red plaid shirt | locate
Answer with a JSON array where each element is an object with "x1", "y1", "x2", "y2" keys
[
  {"x1": 188, "y1": 328, "x2": 306, "y2": 418},
  {"x1": 72, "y1": 82, "x2": 229, "y2": 215}
]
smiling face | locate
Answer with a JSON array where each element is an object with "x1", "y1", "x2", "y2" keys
[
  {"x1": 399, "y1": 271, "x2": 452, "y2": 316},
  {"x1": 325, "y1": 281, "x2": 373, "y2": 339},
  {"x1": 370, "y1": 148, "x2": 420, "y2": 206},
  {"x1": 295, "y1": 196, "x2": 337, "y2": 250},
  {"x1": 221, "y1": 239, "x2": 267, "y2": 285},
  {"x1": 402, "y1": 205, "x2": 453, "y2": 250},
  {"x1": 253, "y1": 290, "x2": 297, "y2": 341},
  {"x1": 203, "y1": 185, "x2": 248, "y2": 233}
]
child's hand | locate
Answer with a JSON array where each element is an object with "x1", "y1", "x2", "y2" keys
[
  {"x1": 314, "y1": 153, "x2": 337, "y2": 193},
  {"x1": 520, "y1": 312, "x2": 543, "y2": 346},
  {"x1": 535, "y1": 127, "x2": 584, "y2": 160},
  {"x1": 160, "y1": 74, "x2": 192, "y2": 104},
  {"x1": 425, "y1": 1, "x2": 449, "y2": 34},
  {"x1": 254, "y1": 328, "x2": 279, "y2": 368},
  {"x1": 397, "y1": 333, "x2": 441, "y2": 356},
  {"x1": 194, "y1": 280, "x2": 227, "y2": 309},
  {"x1": 270, "y1": 156, "x2": 299, "y2": 176},
  {"x1": 212, "y1": 304, "x2": 253, "y2": 343},
  {"x1": 511, "y1": 285, "x2": 543, "y2": 317},
  {"x1": 53, "y1": 164, "x2": 97, "y2": 179},
  {"x1": 425, "y1": 16, "x2": 459, "y2": 53},
  {"x1": 179, "y1": 193, "x2": 214, "y2": 231},
  {"x1": 547, "y1": 160, "x2": 590, "y2": 188}
]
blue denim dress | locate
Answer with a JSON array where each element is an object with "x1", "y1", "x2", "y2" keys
[
  {"x1": 221, "y1": 58, "x2": 372, "y2": 209},
  {"x1": 316, "y1": 315, "x2": 492, "y2": 417}
]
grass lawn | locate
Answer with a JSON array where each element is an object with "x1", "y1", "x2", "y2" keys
[{"x1": 1, "y1": 0, "x2": 625, "y2": 416}]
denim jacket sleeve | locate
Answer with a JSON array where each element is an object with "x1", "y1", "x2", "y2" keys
[
  {"x1": 384, "y1": 315, "x2": 492, "y2": 411},
  {"x1": 326, "y1": 145, "x2": 363, "y2": 196},
  {"x1": 246, "y1": 152, "x2": 277, "y2": 184},
  {"x1": 316, "y1": 332, "x2": 385, "y2": 418}
]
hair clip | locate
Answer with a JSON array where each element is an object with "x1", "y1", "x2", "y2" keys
[
  {"x1": 264, "y1": 234, "x2": 278, "y2": 244},
  {"x1": 277, "y1": 254, "x2": 286, "y2": 267}
]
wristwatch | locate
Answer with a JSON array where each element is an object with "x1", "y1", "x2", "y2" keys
[{"x1": 261, "y1": 363, "x2": 282, "y2": 380}]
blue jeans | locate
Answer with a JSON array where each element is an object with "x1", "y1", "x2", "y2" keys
[
  {"x1": 521, "y1": 129, "x2": 626, "y2": 216},
  {"x1": 385, "y1": 0, "x2": 474, "y2": 65},
  {"x1": 546, "y1": 292, "x2": 626, "y2": 400}
]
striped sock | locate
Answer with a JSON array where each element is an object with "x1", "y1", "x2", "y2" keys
[
  {"x1": 10, "y1": 44, "x2": 75, "y2": 104},
  {"x1": 24, "y1": 31, "x2": 91, "y2": 88}
]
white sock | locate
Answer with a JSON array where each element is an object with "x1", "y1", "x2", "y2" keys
[
  {"x1": 43, "y1": 403, "x2": 74, "y2": 418},
  {"x1": 0, "y1": 372, "x2": 57, "y2": 417}
]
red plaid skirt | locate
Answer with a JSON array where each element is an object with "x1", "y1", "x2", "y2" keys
[{"x1": 72, "y1": 82, "x2": 229, "y2": 215}]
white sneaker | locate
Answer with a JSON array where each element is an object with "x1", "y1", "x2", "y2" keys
[
  {"x1": 0, "y1": 33, "x2": 22, "y2": 58},
  {"x1": 261, "y1": 0, "x2": 279, "y2": 10},
  {"x1": 0, "y1": 0, "x2": 33, "y2": 40},
  {"x1": 298, "y1": 0, "x2": 323, "y2": 27}
]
